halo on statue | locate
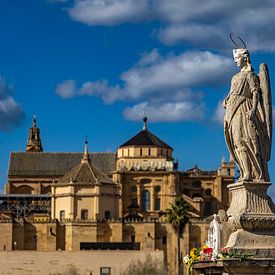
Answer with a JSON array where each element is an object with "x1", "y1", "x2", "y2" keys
[{"x1": 230, "y1": 33, "x2": 246, "y2": 49}]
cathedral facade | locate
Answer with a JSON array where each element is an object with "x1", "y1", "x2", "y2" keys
[{"x1": 0, "y1": 116, "x2": 235, "y2": 273}]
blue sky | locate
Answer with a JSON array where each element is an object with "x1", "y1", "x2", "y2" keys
[{"x1": 1, "y1": 0, "x2": 275, "y2": 197}]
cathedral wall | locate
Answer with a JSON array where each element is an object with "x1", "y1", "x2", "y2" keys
[
  {"x1": 122, "y1": 222, "x2": 155, "y2": 250},
  {"x1": 109, "y1": 222, "x2": 123, "y2": 242},
  {"x1": 189, "y1": 221, "x2": 209, "y2": 249},
  {"x1": 98, "y1": 196, "x2": 119, "y2": 219},
  {"x1": 75, "y1": 196, "x2": 96, "y2": 220},
  {"x1": 119, "y1": 172, "x2": 177, "y2": 215},
  {"x1": 7, "y1": 180, "x2": 52, "y2": 195},
  {"x1": 34, "y1": 222, "x2": 57, "y2": 251},
  {"x1": 55, "y1": 196, "x2": 72, "y2": 220},
  {"x1": 8, "y1": 221, "x2": 57, "y2": 251},
  {"x1": 55, "y1": 186, "x2": 70, "y2": 195},
  {"x1": 75, "y1": 185, "x2": 95, "y2": 194},
  {"x1": 0, "y1": 222, "x2": 13, "y2": 251},
  {"x1": 57, "y1": 222, "x2": 66, "y2": 250},
  {"x1": 0, "y1": 250, "x2": 164, "y2": 275},
  {"x1": 65, "y1": 223, "x2": 97, "y2": 251},
  {"x1": 13, "y1": 221, "x2": 24, "y2": 250}
]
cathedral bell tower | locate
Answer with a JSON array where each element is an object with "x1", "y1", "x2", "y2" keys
[{"x1": 26, "y1": 115, "x2": 43, "y2": 152}]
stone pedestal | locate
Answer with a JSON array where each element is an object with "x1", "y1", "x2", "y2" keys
[
  {"x1": 225, "y1": 181, "x2": 275, "y2": 256},
  {"x1": 192, "y1": 181, "x2": 275, "y2": 275}
]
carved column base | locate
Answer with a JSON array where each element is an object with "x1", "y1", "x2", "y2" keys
[
  {"x1": 227, "y1": 181, "x2": 275, "y2": 230},
  {"x1": 225, "y1": 181, "x2": 275, "y2": 252}
]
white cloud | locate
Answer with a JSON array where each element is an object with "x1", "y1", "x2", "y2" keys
[
  {"x1": 56, "y1": 79, "x2": 77, "y2": 99},
  {"x1": 157, "y1": 24, "x2": 226, "y2": 49},
  {"x1": 137, "y1": 49, "x2": 161, "y2": 67},
  {"x1": 59, "y1": 0, "x2": 275, "y2": 52},
  {"x1": 120, "y1": 51, "x2": 232, "y2": 100},
  {"x1": 78, "y1": 80, "x2": 122, "y2": 104},
  {"x1": 212, "y1": 101, "x2": 225, "y2": 124},
  {"x1": 0, "y1": 78, "x2": 25, "y2": 132},
  {"x1": 56, "y1": 50, "x2": 232, "y2": 122},
  {"x1": 68, "y1": 0, "x2": 150, "y2": 26},
  {"x1": 123, "y1": 101, "x2": 204, "y2": 122},
  {"x1": 155, "y1": 1, "x2": 275, "y2": 52}
]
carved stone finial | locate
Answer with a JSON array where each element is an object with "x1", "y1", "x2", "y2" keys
[
  {"x1": 82, "y1": 139, "x2": 90, "y2": 163},
  {"x1": 143, "y1": 116, "x2": 148, "y2": 130},
  {"x1": 32, "y1": 114, "x2": 36, "y2": 127}
]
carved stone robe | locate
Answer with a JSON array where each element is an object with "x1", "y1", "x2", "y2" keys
[{"x1": 224, "y1": 70, "x2": 270, "y2": 182}]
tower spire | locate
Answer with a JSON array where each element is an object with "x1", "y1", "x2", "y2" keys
[
  {"x1": 143, "y1": 116, "x2": 148, "y2": 131},
  {"x1": 26, "y1": 115, "x2": 43, "y2": 152},
  {"x1": 32, "y1": 114, "x2": 36, "y2": 127},
  {"x1": 82, "y1": 139, "x2": 90, "y2": 163}
]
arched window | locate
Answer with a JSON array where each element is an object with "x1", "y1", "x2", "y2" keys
[
  {"x1": 16, "y1": 185, "x2": 33, "y2": 194},
  {"x1": 141, "y1": 190, "x2": 150, "y2": 211},
  {"x1": 155, "y1": 186, "x2": 161, "y2": 193},
  {"x1": 154, "y1": 198, "x2": 161, "y2": 210},
  {"x1": 81, "y1": 209, "x2": 88, "y2": 220},
  {"x1": 203, "y1": 201, "x2": 212, "y2": 217}
]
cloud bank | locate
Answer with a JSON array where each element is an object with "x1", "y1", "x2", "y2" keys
[
  {"x1": 64, "y1": 0, "x2": 275, "y2": 52},
  {"x1": 0, "y1": 78, "x2": 25, "y2": 132},
  {"x1": 56, "y1": 50, "x2": 233, "y2": 122},
  {"x1": 54, "y1": 0, "x2": 275, "y2": 122}
]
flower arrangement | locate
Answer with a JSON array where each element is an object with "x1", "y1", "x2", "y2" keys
[{"x1": 183, "y1": 245, "x2": 250, "y2": 273}]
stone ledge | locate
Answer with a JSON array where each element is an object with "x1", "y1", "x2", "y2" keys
[{"x1": 193, "y1": 258, "x2": 275, "y2": 275}]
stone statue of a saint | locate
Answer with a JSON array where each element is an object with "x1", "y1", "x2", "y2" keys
[
  {"x1": 207, "y1": 214, "x2": 221, "y2": 251},
  {"x1": 223, "y1": 48, "x2": 272, "y2": 182}
]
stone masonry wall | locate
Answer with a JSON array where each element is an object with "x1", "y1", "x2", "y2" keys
[{"x1": 0, "y1": 251, "x2": 163, "y2": 275}]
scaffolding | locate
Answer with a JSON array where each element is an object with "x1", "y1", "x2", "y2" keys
[{"x1": 0, "y1": 194, "x2": 51, "y2": 218}]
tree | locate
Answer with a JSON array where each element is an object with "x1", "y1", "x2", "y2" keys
[
  {"x1": 121, "y1": 253, "x2": 166, "y2": 275},
  {"x1": 166, "y1": 196, "x2": 190, "y2": 275}
]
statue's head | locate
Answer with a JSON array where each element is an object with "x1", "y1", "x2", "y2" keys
[{"x1": 233, "y1": 48, "x2": 251, "y2": 69}]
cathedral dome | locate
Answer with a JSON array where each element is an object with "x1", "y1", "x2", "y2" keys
[
  {"x1": 117, "y1": 117, "x2": 173, "y2": 161},
  {"x1": 119, "y1": 117, "x2": 172, "y2": 149}
]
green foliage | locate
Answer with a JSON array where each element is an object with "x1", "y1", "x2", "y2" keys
[
  {"x1": 166, "y1": 196, "x2": 189, "y2": 235},
  {"x1": 166, "y1": 196, "x2": 190, "y2": 275},
  {"x1": 121, "y1": 253, "x2": 166, "y2": 275}
]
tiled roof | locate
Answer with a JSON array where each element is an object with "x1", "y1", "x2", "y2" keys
[
  {"x1": 58, "y1": 160, "x2": 114, "y2": 185},
  {"x1": 119, "y1": 130, "x2": 172, "y2": 149},
  {"x1": 8, "y1": 152, "x2": 116, "y2": 177}
]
